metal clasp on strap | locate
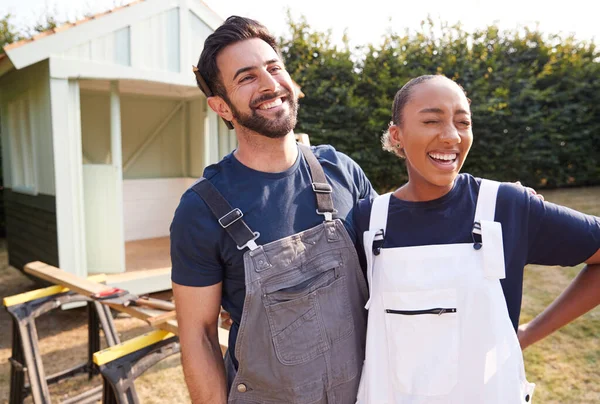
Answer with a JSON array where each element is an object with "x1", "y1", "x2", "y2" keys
[
  {"x1": 472, "y1": 221, "x2": 482, "y2": 250},
  {"x1": 219, "y1": 208, "x2": 243, "y2": 229},
  {"x1": 237, "y1": 232, "x2": 261, "y2": 251},
  {"x1": 312, "y1": 182, "x2": 332, "y2": 193},
  {"x1": 373, "y1": 229, "x2": 384, "y2": 255},
  {"x1": 316, "y1": 209, "x2": 338, "y2": 222}
]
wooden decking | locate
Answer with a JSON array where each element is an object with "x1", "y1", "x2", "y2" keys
[{"x1": 125, "y1": 236, "x2": 170, "y2": 272}]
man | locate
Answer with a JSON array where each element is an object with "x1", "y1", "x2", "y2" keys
[{"x1": 171, "y1": 16, "x2": 375, "y2": 403}]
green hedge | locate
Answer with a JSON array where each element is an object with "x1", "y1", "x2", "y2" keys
[{"x1": 281, "y1": 18, "x2": 600, "y2": 192}]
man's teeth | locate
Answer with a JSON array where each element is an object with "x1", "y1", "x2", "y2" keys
[
  {"x1": 258, "y1": 98, "x2": 283, "y2": 110},
  {"x1": 428, "y1": 152, "x2": 457, "y2": 161}
]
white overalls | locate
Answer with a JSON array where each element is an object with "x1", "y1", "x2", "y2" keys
[{"x1": 357, "y1": 179, "x2": 535, "y2": 404}]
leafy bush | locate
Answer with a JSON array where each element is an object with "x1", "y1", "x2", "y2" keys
[{"x1": 281, "y1": 17, "x2": 600, "y2": 191}]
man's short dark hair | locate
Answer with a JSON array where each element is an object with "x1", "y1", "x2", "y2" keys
[{"x1": 196, "y1": 16, "x2": 281, "y2": 99}]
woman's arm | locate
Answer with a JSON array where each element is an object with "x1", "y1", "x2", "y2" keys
[{"x1": 518, "y1": 249, "x2": 600, "y2": 349}]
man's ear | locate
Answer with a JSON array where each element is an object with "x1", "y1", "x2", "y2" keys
[{"x1": 207, "y1": 96, "x2": 234, "y2": 123}]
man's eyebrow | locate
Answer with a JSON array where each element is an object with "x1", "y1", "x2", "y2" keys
[
  {"x1": 232, "y1": 59, "x2": 281, "y2": 81},
  {"x1": 233, "y1": 66, "x2": 254, "y2": 81},
  {"x1": 455, "y1": 109, "x2": 471, "y2": 115}
]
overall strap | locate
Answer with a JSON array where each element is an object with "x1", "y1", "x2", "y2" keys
[
  {"x1": 473, "y1": 179, "x2": 505, "y2": 279},
  {"x1": 191, "y1": 178, "x2": 260, "y2": 251},
  {"x1": 363, "y1": 193, "x2": 392, "y2": 310},
  {"x1": 298, "y1": 144, "x2": 336, "y2": 221},
  {"x1": 473, "y1": 179, "x2": 500, "y2": 228},
  {"x1": 369, "y1": 193, "x2": 392, "y2": 234}
]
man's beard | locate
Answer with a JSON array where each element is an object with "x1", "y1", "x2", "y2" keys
[{"x1": 228, "y1": 91, "x2": 298, "y2": 139}]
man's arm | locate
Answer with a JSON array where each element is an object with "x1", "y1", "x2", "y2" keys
[
  {"x1": 518, "y1": 248, "x2": 600, "y2": 349},
  {"x1": 173, "y1": 281, "x2": 227, "y2": 404}
]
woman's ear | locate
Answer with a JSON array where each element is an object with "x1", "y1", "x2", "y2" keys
[
  {"x1": 388, "y1": 124, "x2": 406, "y2": 158},
  {"x1": 388, "y1": 124, "x2": 403, "y2": 150}
]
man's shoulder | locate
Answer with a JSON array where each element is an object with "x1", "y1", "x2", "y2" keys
[
  {"x1": 311, "y1": 144, "x2": 354, "y2": 163},
  {"x1": 202, "y1": 153, "x2": 235, "y2": 182},
  {"x1": 310, "y1": 144, "x2": 362, "y2": 176},
  {"x1": 175, "y1": 185, "x2": 210, "y2": 220}
]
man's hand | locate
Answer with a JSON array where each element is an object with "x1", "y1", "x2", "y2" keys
[{"x1": 515, "y1": 181, "x2": 544, "y2": 201}]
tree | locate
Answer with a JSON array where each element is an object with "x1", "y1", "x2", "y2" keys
[
  {"x1": 0, "y1": 13, "x2": 22, "y2": 53},
  {"x1": 279, "y1": 14, "x2": 365, "y2": 164},
  {"x1": 280, "y1": 16, "x2": 600, "y2": 192}
]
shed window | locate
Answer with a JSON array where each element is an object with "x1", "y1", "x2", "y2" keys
[{"x1": 7, "y1": 95, "x2": 37, "y2": 194}]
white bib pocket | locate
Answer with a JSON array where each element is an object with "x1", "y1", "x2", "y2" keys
[{"x1": 382, "y1": 288, "x2": 459, "y2": 396}]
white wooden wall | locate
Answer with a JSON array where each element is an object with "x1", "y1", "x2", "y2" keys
[
  {"x1": 51, "y1": 0, "x2": 221, "y2": 81},
  {"x1": 123, "y1": 177, "x2": 196, "y2": 241}
]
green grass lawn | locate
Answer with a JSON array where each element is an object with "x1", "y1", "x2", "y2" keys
[{"x1": 521, "y1": 186, "x2": 600, "y2": 403}]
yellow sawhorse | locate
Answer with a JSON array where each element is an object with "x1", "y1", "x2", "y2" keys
[
  {"x1": 4, "y1": 275, "x2": 121, "y2": 404},
  {"x1": 93, "y1": 327, "x2": 229, "y2": 403}
]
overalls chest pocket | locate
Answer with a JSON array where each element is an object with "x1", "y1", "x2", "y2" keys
[
  {"x1": 382, "y1": 288, "x2": 459, "y2": 396},
  {"x1": 262, "y1": 251, "x2": 354, "y2": 366}
]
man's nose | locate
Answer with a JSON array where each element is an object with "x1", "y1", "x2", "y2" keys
[{"x1": 258, "y1": 70, "x2": 279, "y2": 93}]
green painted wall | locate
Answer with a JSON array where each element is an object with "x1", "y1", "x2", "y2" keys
[
  {"x1": 80, "y1": 92, "x2": 209, "y2": 179},
  {"x1": 0, "y1": 60, "x2": 55, "y2": 195}
]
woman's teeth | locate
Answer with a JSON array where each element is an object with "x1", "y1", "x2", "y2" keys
[{"x1": 428, "y1": 152, "x2": 457, "y2": 162}]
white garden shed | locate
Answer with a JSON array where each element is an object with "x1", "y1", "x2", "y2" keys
[{"x1": 0, "y1": 0, "x2": 235, "y2": 292}]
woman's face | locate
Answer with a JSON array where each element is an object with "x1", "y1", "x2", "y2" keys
[{"x1": 392, "y1": 77, "x2": 473, "y2": 191}]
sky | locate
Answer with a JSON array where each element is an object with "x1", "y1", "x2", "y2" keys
[{"x1": 2, "y1": 0, "x2": 598, "y2": 48}]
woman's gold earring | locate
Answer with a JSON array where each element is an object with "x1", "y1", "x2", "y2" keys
[{"x1": 396, "y1": 144, "x2": 402, "y2": 148}]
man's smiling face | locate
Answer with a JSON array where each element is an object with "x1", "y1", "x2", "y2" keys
[{"x1": 215, "y1": 38, "x2": 298, "y2": 138}]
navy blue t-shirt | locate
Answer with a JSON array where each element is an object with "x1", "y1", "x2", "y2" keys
[
  {"x1": 171, "y1": 145, "x2": 375, "y2": 366},
  {"x1": 355, "y1": 173, "x2": 600, "y2": 330}
]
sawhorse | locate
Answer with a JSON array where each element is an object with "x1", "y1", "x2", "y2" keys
[
  {"x1": 3, "y1": 277, "x2": 121, "y2": 404},
  {"x1": 94, "y1": 330, "x2": 180, "y2": 404},
  {"x1": 93, "y1": 326, "x2": 229, "y2": 403}
]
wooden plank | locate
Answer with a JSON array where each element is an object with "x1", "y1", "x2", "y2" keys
[
  {"x1": 3, "y1": 274, "x2": 107, "y2": 307},
  {"x1": 4, "y1": 189, "x2": 57, "y2": 213},
  {"x1": 8, "y1": 234, "x2": 59, "y2": 261},
  {"x1": 24, "y1": 261, "x2": 109, "y2": 296},
  {"x1": 146, "y1": 310, "x2": 177, "y2": 327},
  {"x1": 105, "y1": 267, "x2": 171, "y2": 296},
  {"x1": 4, "y1": 192, "x2": 59, "y2": 272},
  {"x1": 106, "y1": 303, "x2": 179, "y2": 334},
  {"x1": 135, "y1": 296, "x2": 175, "y2": 311},
  {"x1": 25, "y1": 261, "x2": 180, "y2": 333},
  {"x1": 105, "y1": 267, "x2": 170, "y2": 283},
  {"x1": 24, "y1": 262, "x2": 231, "y2": 347},
  {"x1": 8, "y1": 240, "x2": 59, "y2": 270}
]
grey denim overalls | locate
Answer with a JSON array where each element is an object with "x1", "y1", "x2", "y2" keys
[{"x1": 192, "y1": 144, "x2": 368, "y2": 403}]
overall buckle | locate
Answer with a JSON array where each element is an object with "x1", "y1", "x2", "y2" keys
[
  {"x1": 312, "y1": 183, "x2": 332, "y2": 193},
  {"x1": 219, "y1": 208, "x2": 243, "y2": 228},
  {"x1": 316, "y1": 208, "x2": 338, "y2": 221},
  {"x1": 237, "y1": 232, "x2": 260, "y2": 251}
]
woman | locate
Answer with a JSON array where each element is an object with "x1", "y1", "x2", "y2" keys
[{"x1": 355, "y1": 75, "x2": 600, "y2": 403}]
